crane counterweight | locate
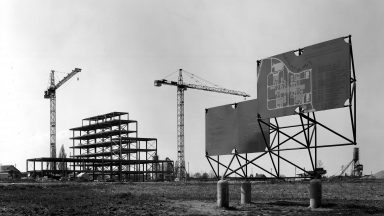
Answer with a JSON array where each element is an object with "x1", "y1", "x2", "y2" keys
[{"x1": 154, "y1": 80, "x2": 162, "y2": 87}]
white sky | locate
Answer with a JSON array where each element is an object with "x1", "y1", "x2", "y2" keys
[{"x1": 0, "y1": 0, "x2": 383, "y2": 175}]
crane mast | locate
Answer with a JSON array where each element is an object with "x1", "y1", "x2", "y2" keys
[
  {"x1": 177, "y1": 70, "x2": 186, "y2": 179},
  {"x1": 155, "y1": 69, "x2": 250, "y2": 180},
  {"x1": 44, "y1": 68, "x2": 81, "y2": 169},
  {"x1": 49, "y1": 71, "x2": 56, "y2": 163}
]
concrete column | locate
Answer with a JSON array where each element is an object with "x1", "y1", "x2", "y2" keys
[
  {"x1": 309, "y1": 179, "x2": 322, "y2": 208},
  {"x1": 217, "y1": 179, "x2": 229, "y2": 208},
  {"x1": 241, "y1": 181, "x2": 251, "y2": 204}
]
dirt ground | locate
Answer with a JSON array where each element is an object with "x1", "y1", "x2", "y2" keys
[{"x1": 0, "y1": 179, "x2": 383, "y2": 215}]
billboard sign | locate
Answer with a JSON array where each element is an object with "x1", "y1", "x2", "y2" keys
[
  {"x1": 205, "y1": 99, "x2": 269, "y2": 156},
  {"x1": 257, "y1": 37, "x2": 351, "y2": 118}
]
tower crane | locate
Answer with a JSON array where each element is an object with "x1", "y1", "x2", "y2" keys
[
  {"x1": 154, "y1": 69, "x2": 250, "y2": 180},
  {"x1": 44, "y1": 68, "x2": 81, "y2": 168}
]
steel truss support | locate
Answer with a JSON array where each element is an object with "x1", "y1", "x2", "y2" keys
[{"x1": 206, "y1": 35, "x2": 357, "y2": 180}]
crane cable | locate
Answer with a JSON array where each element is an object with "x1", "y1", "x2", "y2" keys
[
  {"x1": 182, "y1": 70, "x2": 221, "y2": 88},
  {"x1": 46, "y1": 70, "x2": 77, "y2": 89},
  {"x1": 162, "y1": 69, "x2": 222, "y2": 88},
  {"x1": 161, "y1": 69, "x2": 246, "y2": 98},
  {"x1": 162, "y1": 70, "x2": 179, "y2": 80}
]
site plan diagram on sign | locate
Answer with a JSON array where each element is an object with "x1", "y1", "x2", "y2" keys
[
  {"x1": 257, "y1": 37, "x2": 351, "y2": 119},
  {"x1": 267, "y1": 57, "x2": 313, "y2": 111}
]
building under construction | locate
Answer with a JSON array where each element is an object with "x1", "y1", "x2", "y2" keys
[{"x1": 27, "y1": 112, "x2": 174, "y2": 181}]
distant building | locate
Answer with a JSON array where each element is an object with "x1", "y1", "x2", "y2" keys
[{"x1": 0, "y1": 165, "x2": 22, "y2": 180}]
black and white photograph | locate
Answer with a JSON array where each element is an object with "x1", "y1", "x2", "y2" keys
[{"x1": 0, "y1": 0, "x2": 383, "y2": 215}]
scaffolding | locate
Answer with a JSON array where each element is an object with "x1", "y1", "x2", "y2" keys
[{"x1": 27, "y1": 112, "x2": 174, "y2": 181}]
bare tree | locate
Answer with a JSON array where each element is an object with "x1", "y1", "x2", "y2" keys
[
  {"x1": 208, "y1": 170, "x2": 216, "y2": 179},
  {"x1": 317, "y1": 160, "x2": 324, "y2": 168},
  {"x1": 201, "y1": 172, "x2": 209, "y2": 179},
  {"x1": 58, "y1": 145, "x2": 67, "y2": 171},
  {"x1": 193, "y1": 172, "x2": 201, "y2": 179}
]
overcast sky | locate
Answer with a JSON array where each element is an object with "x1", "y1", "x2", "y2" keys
[{"x1": 0, "y1": 0, "x2": 383, "y2": 176}]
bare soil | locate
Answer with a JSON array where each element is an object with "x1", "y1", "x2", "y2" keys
[{"x1": 0, "y1": 179, "x2": 383, "y2": 215}]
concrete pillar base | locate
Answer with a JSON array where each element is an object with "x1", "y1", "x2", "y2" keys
[
  {"x1": 309, "y1": 179, "x2": 322, "y2": 208},
  {"x1": 241, "y1": 181, "x2": 251, "y2": 204},
  {"x1": 217, "y1": 179, "x2": 229, "y2": 208}
]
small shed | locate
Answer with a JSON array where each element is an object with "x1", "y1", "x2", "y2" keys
[{"x1": 0, "y1": 165, "x2": 22, "y2": 180}]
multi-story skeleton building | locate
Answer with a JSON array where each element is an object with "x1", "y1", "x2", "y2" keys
[{"x1": 27, "y1": 112, "x2": 174, "y2": 181}]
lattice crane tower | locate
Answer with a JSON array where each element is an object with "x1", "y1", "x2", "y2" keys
[
  {"x1": 44, "y1": 68, "x2": 81, "y2": 167},
  {"x1": 155, "y1": 69, "x2": 250, "y2": 180}
]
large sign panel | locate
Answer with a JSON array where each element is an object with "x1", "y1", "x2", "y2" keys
[
  {"x1": 205, "y1": 99, "x2": 270, "y2": 156},
  {"x1": 257, "y1": 37, "x2": 351, "y2": 118}
]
